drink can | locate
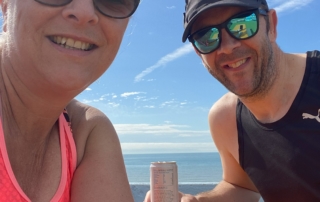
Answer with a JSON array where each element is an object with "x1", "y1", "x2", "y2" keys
[{"x1": 150, "y1": 161, "x2": 178, "y2": 202}]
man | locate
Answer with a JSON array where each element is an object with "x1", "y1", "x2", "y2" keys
[
  {"x1": 180, "y1": 0, "x2": 320, "y2": 201},
  {"x1": 145, "y1": 0, "x2": 320, "y2": 201}
]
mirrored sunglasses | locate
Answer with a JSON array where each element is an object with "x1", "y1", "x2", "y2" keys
[
  {"x1": 188, "y1": 9, "x2": 268, "y2": 54},
  {"x1": 34, "y1": 0, "x2": 140, "y2": 19}
]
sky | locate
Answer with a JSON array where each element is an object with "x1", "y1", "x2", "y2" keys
[
  {"x1": 76, "y1": 0, "x2": 320, "y2": 154},
  {"x1": 74, "y1": 0, "x2": 320, "y2": 154}
]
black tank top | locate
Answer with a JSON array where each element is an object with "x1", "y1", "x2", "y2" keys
[{"x1": 236, "y1": 50, "x2": 320, "y2": 202}]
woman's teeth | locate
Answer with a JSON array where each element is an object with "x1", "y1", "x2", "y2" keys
[{"x1": 51, "y1": 36, "x2": 93, "y2": 51}]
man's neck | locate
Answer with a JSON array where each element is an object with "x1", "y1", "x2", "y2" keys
[{"x1": 239, "y1": 51, "x2": 307, "y2": 123}]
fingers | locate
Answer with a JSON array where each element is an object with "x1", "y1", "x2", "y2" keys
[
  {"x1": 180, "y1": 194, "x2": 199, "y2": 202},
  {"x1": 179, "y1": 191, "x2": 184, "y2": 198},
  {"x1": 143, "y1": 190, "x2": 151, "y2": 202},
  {"x1": 144, "y1": 190, "x2": 198, "y2": 202}
]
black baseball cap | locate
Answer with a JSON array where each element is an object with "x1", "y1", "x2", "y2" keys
[{"x1": 182, "y1": 0, "x2": 269, "y2": 42}]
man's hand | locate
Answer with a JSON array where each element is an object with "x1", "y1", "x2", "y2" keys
[
  {"x1": 144, "y1": 190, "x2": 198, "y2": 202},
  {"x1": 143, "y1": 190, "x2": 151, "y2": 202},
  {"x1": 180, "y1": 193, "x2": 199, "y2": 202}
]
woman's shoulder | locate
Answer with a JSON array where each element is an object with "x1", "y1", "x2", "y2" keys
[
  {"x1": 65, "y1": 99, "x2": 118, "y2": 165},
  {"x1": 65, "y1": 102, "x2": 132, "y2": 201},
  {"x1": 66, "y1": 99, "x2": 110, "y2": 124}
]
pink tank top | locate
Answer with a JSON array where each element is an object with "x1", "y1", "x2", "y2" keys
[{"x1": 0, "y1": 113, "x2": 77, "y2": 201}]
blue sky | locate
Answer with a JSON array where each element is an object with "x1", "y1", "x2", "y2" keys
[
  {"x1": 10, "y1": 0, "x2": 316, "y2": 154},
  {"x1": 76, "y1": 0, "x2": 320, "y2": 154}
]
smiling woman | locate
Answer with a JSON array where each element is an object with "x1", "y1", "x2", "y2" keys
[{"x1": 0, "y1": 0, "x2": 139, "y2": 201}]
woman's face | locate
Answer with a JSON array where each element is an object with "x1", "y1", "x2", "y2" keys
[{"x1": 1, "y1": 0, "x2": 130, "y2": 94}]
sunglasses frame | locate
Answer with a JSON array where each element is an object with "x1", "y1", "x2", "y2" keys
[
  {"x1": 188, "y1": 8, "x2": 268, "y2": 54},
  {"x1": 34, "y1": 0, "x2": 140, "y2": 19}
]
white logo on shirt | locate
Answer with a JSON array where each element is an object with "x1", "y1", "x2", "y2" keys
[{"x1": 302, "y1": 109, "x2": 320, "y2": 123}]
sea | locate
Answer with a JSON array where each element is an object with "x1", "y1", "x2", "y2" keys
[{"x1": 124, "y1": 152, "x2": 222, "y2": 184}]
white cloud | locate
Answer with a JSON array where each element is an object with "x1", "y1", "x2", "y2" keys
[
  {"x1": 143, "y1": 105, "x2": 155, "y2": 108},
  {"x1": 160, "y1": 99, "x2": 179, "y2": 107},
  {"x1": 167, "y1": 6, "x2": 175, "y2": 9},
  {"x1": 134, "y1": 96, "x2": 146, "y2": 101},
  {"x1": 108, "y1": 102, "x2": 120, "y2": 107},
  {"x1": 80, "y1": 94, "x2": 109, "y2": 104},
  {"x1": 121, "y1": 92, "x2": 145, "y2": 98},
  {"x1": 85, "y1": 88, "x2": 92, "y2": 91},
  {"x1": 79, "y1": 93, "x2": 116, "y2": 104},
  {"x1": 121, "y1": 143, "x2": 217, "y2": 154},
  {"x1": 81, "y1": 97, "x2": 105, "y2": 104},
  {"x1": 158, "y1": 99, "x2": 190, "y2": 108},
  {"x1": 269, "y1": 0, "x2": 314, "y2": 13},
  {"x1": 134, "y1": 44, "x2": 194, "y2": 82},
  {"x1": 114, "y1": 123, "x2": 209, "y2": 135},
  {"x1": 81, "y1": 99, "x2": 92, "y2": 104}
]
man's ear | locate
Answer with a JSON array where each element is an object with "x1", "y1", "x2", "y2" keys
[
  {"x1": 1, "y1": 0, "x2": 8, "y2": 32},
  {"x1": 267, "y1": 9, "x2": 278, "y2": 43}
]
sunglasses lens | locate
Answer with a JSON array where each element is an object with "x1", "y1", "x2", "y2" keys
[
  {"x1": 193, "y1": 27, "x2": 220, "y2": 54},
  {"x1": 94, "y1": 0, "x2": 139, "y2": 18},
  {"x1": 227, "y1": 12, "x2": 258, "y2": 39},
  {"x1": 34, "y1": 0, "x2": 139, "y2": 18}
]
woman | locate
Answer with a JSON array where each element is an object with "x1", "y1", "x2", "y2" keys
[{"x1": 0, "y1": 0, "x2": 139, "y2": 201}]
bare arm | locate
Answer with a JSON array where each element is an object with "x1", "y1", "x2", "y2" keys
[
  {"x1": 145, "y1": 93, "x2": 260, "y2": 202},
  {"x1": 182, "y1": 180, "x2": 260, "y2": 202},
  {"x1": 68, "y1": 101, "x2": 133, "y2": 202},
  {"x1": 182, "y1": 93, "x2": 260, "y2": 202}
]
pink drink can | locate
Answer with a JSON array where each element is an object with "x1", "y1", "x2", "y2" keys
[{"x1": 150, "y1": 161, "x2": 179, "y2": 202}]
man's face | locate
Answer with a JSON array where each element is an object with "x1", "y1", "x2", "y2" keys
[
  {"x1": 191, "y1": 6, "x2": 277, "y2": 99},
  {"x1": 1, "y1": 0, "x2": 129, "y2": 94}
]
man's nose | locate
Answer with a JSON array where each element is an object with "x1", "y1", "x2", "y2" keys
[{"x1": 215, "y1": 29, "x2": 241, "y2": 55}]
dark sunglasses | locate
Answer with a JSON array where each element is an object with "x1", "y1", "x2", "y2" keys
[
  {"x1": 188, "y1": 9, "x2": 268, "y2": 54},
  {"x1": 34, "y1": 0, "x2": 140, "y2": 19}
]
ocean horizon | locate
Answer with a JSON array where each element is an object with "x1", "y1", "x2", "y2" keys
[{"x1": 124, "y1": 152, "x2": 222, "y2": 184}]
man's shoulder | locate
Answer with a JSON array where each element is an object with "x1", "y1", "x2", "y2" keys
[
  {"x1": 208, "y1": 93, "x2": 240, "y2": 162},
  {"x1": 209, "y1": 92, "x2": 238, "y2": 119},
  {"x1": 208, "y1": 92, "x2": 238, "y2": 135}
]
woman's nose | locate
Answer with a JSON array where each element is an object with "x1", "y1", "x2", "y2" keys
[{"x1": 62, "y1": 0, "x2": 99, "y2": 26}]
